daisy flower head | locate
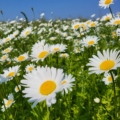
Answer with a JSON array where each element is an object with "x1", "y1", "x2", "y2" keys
[
  {"x1": 1, "y1": 93, "x2": 15, "y2": 112},
  {"x1": 32, "y1": 39, "x2": 46, "y2": 51},
  {"x1": 99, "y1": 0, "x2": 113, "y2": 9},
  {"x1": 88, "y1": 21, "x2": 98, "y2": 28},
  {"x1": 60, "y1": 74, "x2": 75, "y2": 94},
  {"x1": 102, "y1": 72, "x2": 117, "y2": 85},
  {"x1": 50, "y1": 44, "x2": 67, "y2": 54},
  {"x1": 31, "y1": 44, "x2": 50, "y2": 62},
  {"x1": 80, "y1": 36, "x2": 99, "y2": 47},
  {"x1": 87, "y1": 49, "x2": 120, "y2": 74},
  {"x1": 15, "y1": 85, "x2": 21, "y2": 92},
  {"x1": 15, "y1": 53, "x2": 29, "y2": 62},
  {"x1": 0, "y1": 54, "x2": 9, "y2": 62},
  {"x1": 20, "y1": 27, "x2": 32, "y2": 38},
  {"x1": 60, "y1": 53, "x2": 69, "y2": 58},
  {"x1": 21, "y1": 66, "x2": 65, "y2": 108},
  {"x1": 2, "y1": 46, "x2": 13, "y2": 54},
  {"x1": 3, "y1": 34, "x2": 13, "y2": 43},
  {"x1": 25, "y1": 64, "x2": 35, "y2": 73},
  {"x1": 101, "y1": 13, "x2": 112, "y2": 21},
  {"x1": 110, "y1": 17, "x2": 120, "y2": 26},
  {"x1": 2, "y1": 65, "x2": 20, "y2": 81},
  {"x1": 12, "y1": 30, "x2": 19, "y2": 38},
  {"x1": 72, "y1": 22, "x2": 81, "y2": 30}
]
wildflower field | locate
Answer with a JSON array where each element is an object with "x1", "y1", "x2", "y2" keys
[{"x1": 0, "y1": 0, "x2": 120, "y2": 120}]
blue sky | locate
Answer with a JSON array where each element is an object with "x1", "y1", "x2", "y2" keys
[{"x1": 0, "y1": 0, "x2": 120, "y2": 21}]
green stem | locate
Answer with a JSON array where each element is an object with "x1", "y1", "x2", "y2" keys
[
  {"x1": 110, "y1": 71, "x2": 117, "y2": 120},
  {"x1": 109, "y1": 6, "x2": 114, "y2": 19}
]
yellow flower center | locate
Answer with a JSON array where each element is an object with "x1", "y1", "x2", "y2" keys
[
  {"x1": 25, "y1": 31, "x2": 30, "y2": 35},
  {"x1": 108, "y1": 76, "x2": 112, "y2": 82},
  {"x1": 5, "y1": 38, "x2": 10, "y2": 42},
  {"x1": 105, "y1": 16, "x2": 110, "y2": 21},
  {"x1": 114, "y1": 20, "x2": 120, "y2": 25},
  {"x1": 15, "y1": 86, "x2": 21, "y2": 92},
  {"x1": 105, "y1": 0, "x2": 112, "y2": 5},
  {"x1": 7, "y1": 72, "x2": 15, "y2": 77},
  {"x1": 74, "y1": 24, "x2": 80, "y2": 29},
  {"x1": 62, "y1": 54, "x2": 67, "y2": 57},
  {"x1": 91, "y1": 23, "x2": 96, "y2": 27},
  {"x1": 100, "y1": 60, "x2": 115, "y2": 70},
  {"x1": 28, "y1": 67, "x2": 33, "y2": 71},
  {"x1": 2, "y1": 55, "x2": 7, "y2": 60},
  {"x1": 38, "y1": 51, "x2": 49, "y2": 59},
  {"x1": 53, "y1": 48, "x2": 60, "y2": 52},
  {"x1": 40, "y1": 80, "x2": 56, "y2": 95},
  {"x1": 18, "y1": 55, "x2": 25, "y2": 61},
  {"x1": 4, "y1": 48, "x2": 10, "y2": 53},
  {"x1": 88, "y1": 40, "x2": 95, "y2": 45},
  {"x1": 61, "y1": 80, "x2": 67, "y2": 84},
  {"x1": 6, "y1": 100, "x2": 13, "y2": 107}
]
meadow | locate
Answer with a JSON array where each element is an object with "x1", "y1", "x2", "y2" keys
[{"x1": 0, "y1": 0, "x2": 120, "y2": 120}]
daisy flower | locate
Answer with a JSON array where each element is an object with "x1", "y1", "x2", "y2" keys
[
  {"x1": 2, "y1": 47, "x2": 13, "y2": 54},
  {"x1": 72, "y1": 22, "x2": 81, "y2": 30},
  {"x1": 88, "y1": 21, "x2": 98, "y2": 28},
  {"x1": 1, "y1": 93, "x2": 15, "y2": 112},
  {"x1": 102, "y1": 72, "x2": 117, "y2": 85},
  {"x1": 2, "y1": 65, "x2": 20, "y2": 80},
  {"x1": 25, "y1": 64, "x2": 35, "y2": 73},
  {"x1": 59, "y1": 53, "x2": 69, "y2": 58},
  {"x1": 14, "y1": 53, "x2": 29, "y2": 62},
  {"x1": 21, "y1": 66, "x2": 64, "y2": 107},
  {"x1": 15, "y1": 85, "x2": 21, "y2": 92},
  {"x1": 80, "y1": 36, "x2": 99, "y2": 47},
  {"x1": 12, "y1": 30, "x2": 19, "y2": 38},
  {"x1": 31, "y1": 44, "x2": 50, "y2": 62},
  {"x1": 32, "y1": 39, "x2": 46, "y2": 51},
  {"x1": 3, "y1": 34, "x2": 13, "y2": 43},
  {"x1": 110, "y1": 17, "x2": 120, "y2": 25},
  {"x1": 50, "y1": 44, "x2": 67, "y2": 54},
  {"x1": 101, "y1": 13, "x2": 112, "y2": 21},
  {"x1": 0, "y1": 54, "x2": 9, "y2": 62},
  {"x1": 60, "y1": 74, "x2": 75, "y2": 94},
  {"x1": 87, "y1": 49, "x2": 120, "y2": 74},
  {"x1": 20, "y1": 27, "x2": 32, "y2": 38},
  {"x1": 99, "y1": 0, "x2": 113, "y2": 9}
]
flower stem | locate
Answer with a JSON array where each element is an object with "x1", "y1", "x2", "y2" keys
[
  {"x1": 110, "y1": 71, "x2": 117, "y2": 120},
  {"x1": 109, "y1": 6, "x2": 114, "y2": 19}
]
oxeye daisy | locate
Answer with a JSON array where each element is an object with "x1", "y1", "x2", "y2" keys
[
  {"x1": 0, "y1": 54, "x2": 9, "y2": 62},
  {"x1": 2, "y1": 47, "x2": 13, "y2": 54},
  {"x1": 72, "y1": 22, "x2": 81, "y2": 30},
  {"x1": 21, "y1": 66, "x2": 64, "y2": 108},
  {"x1": 25, "y1": 64, "x2": 35, "y2": 73},
  {"x1": 101, "y1": 13, "x2": 112, "y2": 21},
  {"x1": 15, "y1": 85, "x2": 21, "y2": 92},
  {"x1": 110, "y1": 17, "x2": 120, "y2": 25},
  {"x1": 1, "y1": 93, "x2": 15, "y2": 112},
  {"x1": 60, "y1": 74, "x2": 75, "y2": 94},
  {"x1": 20, "y1": 27, "x2": 32, "y2": 38},
  {"x1": 60, "y1": 53, "x2": 69, "y2": 58},
  {"x1": 15, "y1": 53, "x2": 29, "y2": 62},
  {"x1": 88, "y1": 21, "x2": 98, "y2": 28},
  {"x1": 87, "y1": 49, "x2": 120, "y2": 74},
  {"x1": 3, "y1": 34, "x2": 13, "y2": 43},
  {"x1": 99, "y1": 0, "x2": 113, "y2": 9},
  {"x1": 80, "y1": 36, "x2": 99, "y2": 47},
  {"x1": 32, "y1": 39, "x2": 46, "y2": 51},
  {"x1": 31, "y1": 44, "x2": 50, "y2": 62},
  {"x1": 50, "y1": 44, "x2": 67, "y2": 54},
  {"x1": 102, "y1": 72, "x2": 117, "y2": 85},
  {"x1": 2, "y1": 65, "x2": 20, "y2": 81}
]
